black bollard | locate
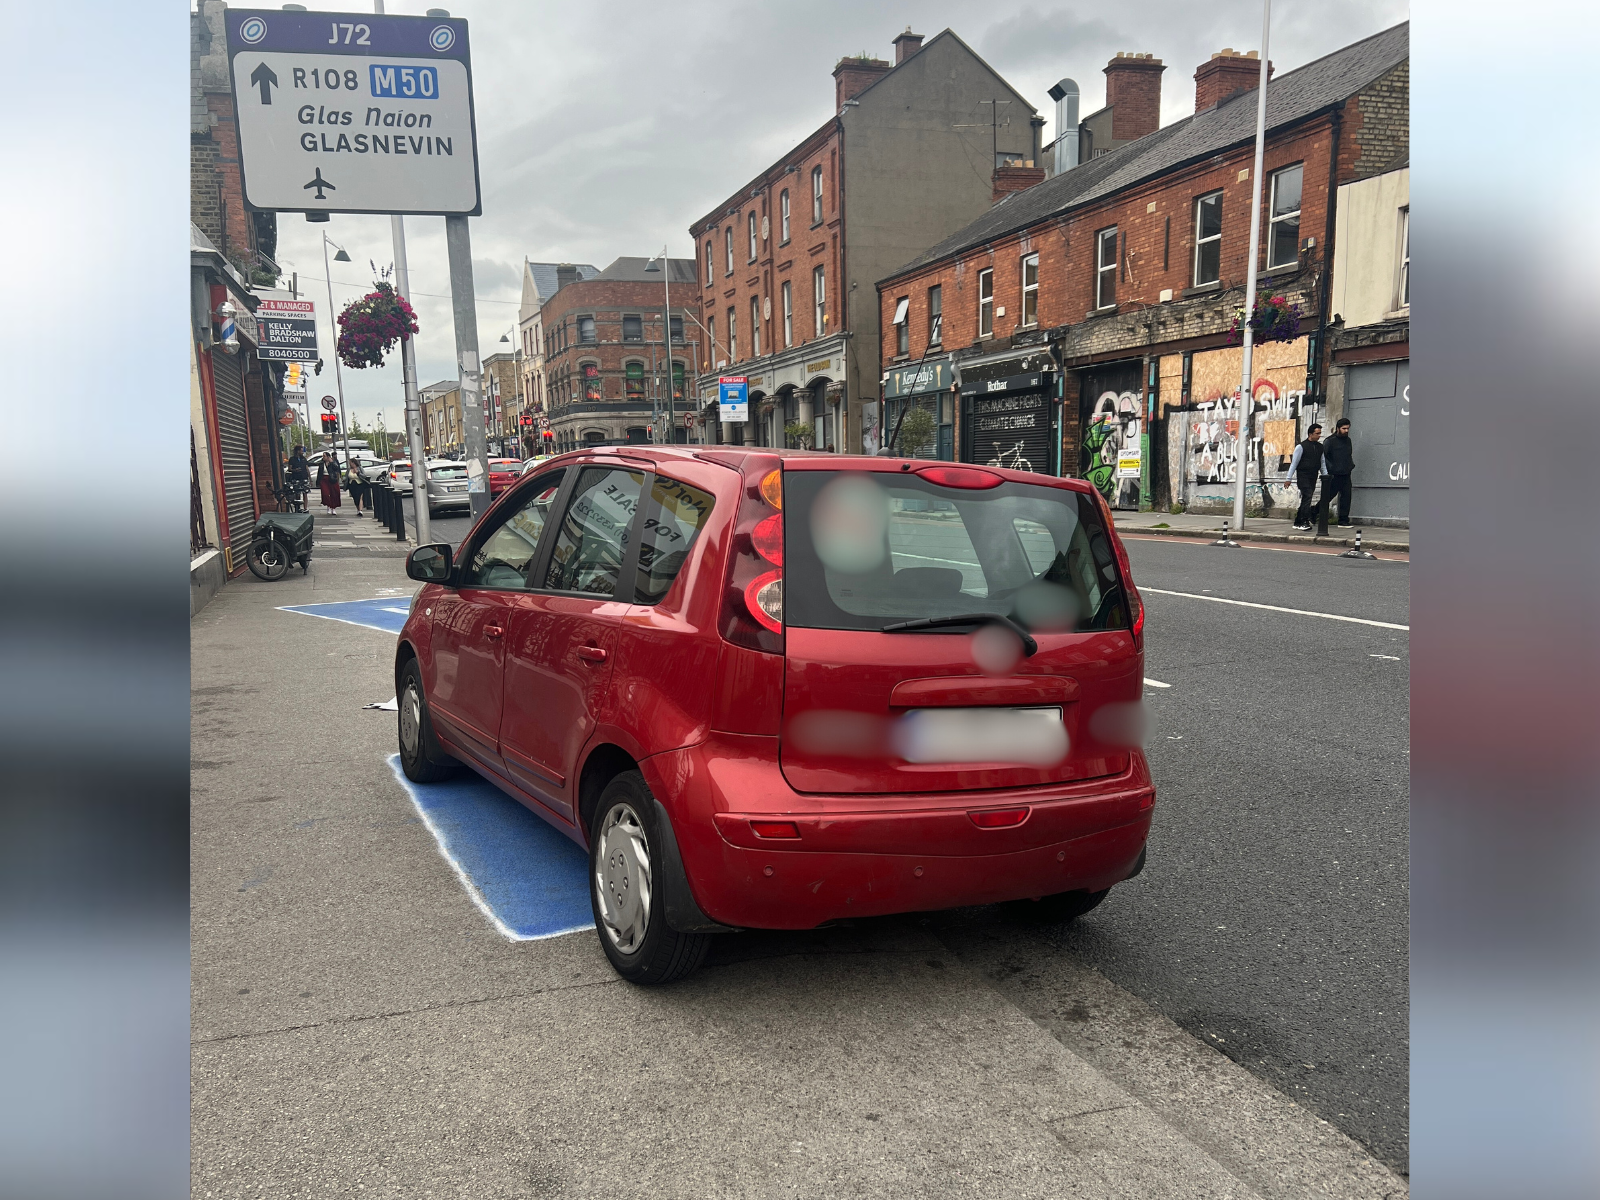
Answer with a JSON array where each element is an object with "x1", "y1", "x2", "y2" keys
[
  {"x1": 1212, "y1": 518, "x2": 1240, "y2": 547},
  {"x1": 1339, "y1": 527, "x2": 1376, "y2": 560}
]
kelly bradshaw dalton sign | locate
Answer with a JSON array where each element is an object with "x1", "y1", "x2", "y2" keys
[{"x1": 225, "y1": 9, "x2": 481, "y2": 216}]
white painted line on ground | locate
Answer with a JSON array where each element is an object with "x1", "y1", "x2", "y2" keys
[
  {"x1": 1140, "y1": 587, "x2": 1409, "y2": 631},
  {"x1": 1370, "y1": 653, "x2": 1403, "y2": 661},
  {"x1": 1143, "y1": 678, "x2": 1172, "y2": 688}
]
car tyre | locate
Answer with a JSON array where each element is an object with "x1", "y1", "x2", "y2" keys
[
  {"x1": 1003, "y1": 887, "x2": 1109, "y2": 925},
  {"x1": 589, "y1": 771, "x2": 711, "y2": 985},
  {"x1": 397, "y1": 659, "x2": 458, "y2": 783}
]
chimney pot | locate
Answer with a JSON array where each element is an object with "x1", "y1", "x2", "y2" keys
[
  {"x1": 1102, "y1": 52, "x2": 1165, "y2": 143},
  {"x1": 1194, "y1": 49, "x2": 1273, "y2": 112}
]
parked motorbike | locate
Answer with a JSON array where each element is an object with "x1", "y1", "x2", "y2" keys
[{"x1": 247, "y1": 511, "x2": 314, "y2": 581}]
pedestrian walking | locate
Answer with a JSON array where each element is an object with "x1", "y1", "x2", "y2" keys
[
  {"x1": 1287, "y1": 423, "x2": 1329, "y2": 530},
  {"x1": 346, "y1": 456, "x2": 369, "y2": 517},
  {"x1": 315, "y1": 452, "x2": 343, "y2": 515},
  {"x1": 1322, "y1": 417, "x2": 1356, "y2": 527}
]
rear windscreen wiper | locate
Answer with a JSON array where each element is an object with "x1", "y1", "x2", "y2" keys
[{"x1": 881, "y1": 613, "x2": 1038, "y2": 657}]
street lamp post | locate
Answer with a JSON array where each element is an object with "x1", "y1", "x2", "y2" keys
[
  {"x1": 645, "y1": 248, "x2": 674, "y2": 444},
  {"x1": 321, "y1": 234, "x2": 353, "y2": 464},
  {"x1": 1231, "y1": 0, "x2": 1274, "y2": 533}
]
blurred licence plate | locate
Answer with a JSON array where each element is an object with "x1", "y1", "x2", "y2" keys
[
  {"x1": 895, "y1": 706, "x2": 1067, "y2": 766},
  {"x1": 445, "y1": 483, "x2": 465, "y2": 492}
]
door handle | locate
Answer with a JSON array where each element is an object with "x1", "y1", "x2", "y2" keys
[
  {"x1": 577, "y1": 646, "x2": 608, "y2": 663},
  {"x1": 484, "y1": 625, "x2": 505, "y2": 640}
]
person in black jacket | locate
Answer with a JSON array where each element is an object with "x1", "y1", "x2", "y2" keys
[
  {"x1": 1322, "y1": 417, "x2": 1356, "y2": 527},
  {"x1": 1286, "y1": 423, "x2": 1327, "y2": 530}
]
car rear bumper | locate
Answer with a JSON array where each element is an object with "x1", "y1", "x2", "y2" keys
[{"x1": 641, "y1": 734, "x2": 1154, "y2": 930}]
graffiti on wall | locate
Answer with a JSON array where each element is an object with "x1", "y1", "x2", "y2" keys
[
  {"x1": 1084, "y1": 390, "x2": 1140, "y2": 501},
  {"x1": 1186, "y1": 379, "x2": 1321, "y2": 488}
]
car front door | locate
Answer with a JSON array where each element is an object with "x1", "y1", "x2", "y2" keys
[
  {"x1": 425, "y1": 471, "x2": 566, "y2": 776},
  {"x1": 499, "y1": 464, "x2": 648, "y2": 826}
]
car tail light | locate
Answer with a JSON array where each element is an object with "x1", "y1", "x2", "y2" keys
[
  {"x1": 718, "y1": 456, "x2": 784, "y2": 654},
  {"x1": 749, "y1": 820, "x2": 800, "y2": 839},
  {"x1": 914, "y1": 465, "x2": 1003, "y2": 489},
  {"x1": 970, "y1": 807, "x2": 1029, "y2": 829}
]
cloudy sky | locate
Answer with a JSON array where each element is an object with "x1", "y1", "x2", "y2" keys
[{"x1": 264, "y1": 0, "x2": 1407, "y2": 438}]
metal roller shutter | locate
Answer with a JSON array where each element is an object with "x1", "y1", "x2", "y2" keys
[
  {"x1": 212, "y1": 350, "x2": 256, "y2": 559},
  {"x1": 963, "y1": 388, "x2": 1054, "y2": 475}
]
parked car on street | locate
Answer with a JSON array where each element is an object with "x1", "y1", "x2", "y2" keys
[
  {"x1": 421, "y1": 461, "x2": 472, "y2": 516},
  {"x1": 396, "y1": 447, "x2": 1151, "y2": 983}
]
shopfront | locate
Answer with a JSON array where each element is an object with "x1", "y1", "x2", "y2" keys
[
  {"x1": 882, "y1": 358, "x2": 954, "y2": 460},
  {"x1": 958, "y1": 371, "x2": 1058, "y2": 474},
  {"x1": 1343, "y1": 357, "x2": 1409, "y2": 524},
  {"x1": 1076, "y1": 359, "x2": 1145, "y2": 509}
]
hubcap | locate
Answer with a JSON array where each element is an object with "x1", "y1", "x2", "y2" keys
[
  {"x1": 400, "y1": 683, "x2": 421, "y2": 757},
  {"x1": 595, "y1": 802, "x2": 652, "y2": 952}
]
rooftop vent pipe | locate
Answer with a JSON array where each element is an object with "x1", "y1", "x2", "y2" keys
[{"x1": 1048, "y1": 78, "x2": 1080, "y2": 173}]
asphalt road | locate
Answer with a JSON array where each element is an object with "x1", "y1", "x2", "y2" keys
[{"x1": 935, "y1": 537, "x2": 1411, "y2": 1172}]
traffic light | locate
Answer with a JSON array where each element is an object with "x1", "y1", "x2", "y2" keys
[
  {"x1": 321, "y1": 413, "x2": 338, "y2": 435},
  {"x1": 542, "y1": 430, "x2": 553, "y2": 443}
]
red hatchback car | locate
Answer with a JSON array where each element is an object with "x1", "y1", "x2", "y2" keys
[
  {"x1": 486, "y1": 458, "x2": 522, "y2": 497},
  {"x1": 396, "y1": 446, "x2": 1152, "y2": 983}
]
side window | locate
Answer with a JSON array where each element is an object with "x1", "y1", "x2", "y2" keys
[
  {"x1": 463, "y1": 473, "x2": 565, "y2": 589},
  {"x1": 544, "y1": 468, "x2": 645, "y2": 596},
  {"x1": 634, "y1": 474, "x2": 715, "y2": 603}
]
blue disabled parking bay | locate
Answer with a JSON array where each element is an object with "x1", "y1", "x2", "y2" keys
[
  {"x1": 280, "y1": 597, "x2": 414, "y2": 635},
  {"x1": 385, "y1": 755, "x2": 592, "y2": 941}
]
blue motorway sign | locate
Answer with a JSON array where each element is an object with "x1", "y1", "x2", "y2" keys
[{"x1": 225, "y1": 9, "x2": 480, "y2": 216}]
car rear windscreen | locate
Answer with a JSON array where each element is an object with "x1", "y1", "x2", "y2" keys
[
  {"x1": 430, "y1": 465, "x2": 468, "y2": 480},
  {"x1": 784, "y1": 470, "x2": 1131, "y2": 634}
]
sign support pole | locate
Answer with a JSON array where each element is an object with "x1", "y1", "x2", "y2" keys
[
  {"x1": 321, "y1": 233, "x2": 352, "y2": 468},
  {"x1": 1231, "y1": 0, "x2": 1272, "y2": 533},
  {"x1": 445, "y1": 215, "x2": 490, "y2": 523},
  {"x1": 391, "y1": 214, "x2": 430, "y2": 546}
]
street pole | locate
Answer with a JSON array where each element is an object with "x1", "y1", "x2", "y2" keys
[
  {"x1": 1232, "y1": 0, "x2": 1272, "y2": 532},
  {"x1": 660, "y1": 245, "x2": 674, "y2": 445},
  {"x1": 321, "y1": 233, "x2": 351, "y2": 467},
  {"x1": 445, "y1": 215, "x2": 490, "y2": 521},
  {"x1": 391, "y1": 215, "x2": 430, "y2": 546}
]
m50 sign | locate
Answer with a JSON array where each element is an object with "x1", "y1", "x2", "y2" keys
[{"x1": 225, "y1": 9, "x2": 481, "y2": 216}]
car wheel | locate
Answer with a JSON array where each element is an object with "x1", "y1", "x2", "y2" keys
[
  {"x1": 397, "y1": 659, "x2": 457, "y2": 783},
  {"x1": 1002, "y1": 887, "x2": 1109, "y2": 925},
  {"x1": 589, "y1": 771, "x2": 711, "y2": 984}
]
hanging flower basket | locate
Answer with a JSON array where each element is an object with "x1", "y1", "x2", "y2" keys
[
  {"x1": 336, "y1": 281, "x2": 419, "y2": 370},
  {"x1": 1228, "y1": 293, "x2": 1302, "y2": 345}
]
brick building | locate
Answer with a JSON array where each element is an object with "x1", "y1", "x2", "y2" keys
[
  {"x1": 877, "y1": 22, "x2": 1408, "y2": 519},
  {"x1": 482, "y1": 351, "x2": 521, "y2": 456},
  {"x1": 516, "y1": 260, "x2": 600, "y2": 454},
  {"x1": 421, "y1": 380, "x2": 462, "y2": 456},
  {"x1": 539, "y1": 258, "x2": 699, "y2": 452},
  {"x1": 688, "y1": 28, "x2": 1040, "y2": 454}
]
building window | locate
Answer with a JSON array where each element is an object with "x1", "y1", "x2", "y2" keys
[
  {"x1": 1397, "y1": 206, "x2": 1410, "y2": 308},
  {"x1": 812, "y1": 166, "x2": 823, "y2": 223},
  {"x1": 928, "y1": 284, "x2": 942, "y2": 345},
  {"x1": 748, "y1": 211, "x2": 758, "y2": 261},
  {"x1": 780, "y1": 190, "x2": 790, "y2": 243},
  {"x1": 977, "y1": 267, "x2": 994, "y2": 336},
  {"x1": 707, "y1": 315, "x2": 717, "y2": 365},
  {"x1": 1193, "y1": 191, "x2": 1223, "y2": 287},
  {"x1": 672, "y1": 362, "x2": 685, "y2": 402},
  {"x1": 893, "y1": 296, "x2": 909, "y2": 356},
  {"x1": 813, "y1": 265, "x2": 826, "y2": 334},
  {"x1": 577, "y1": 315, "x2": 596, "y2": 344},
  {"x1": 746, "y1": 297, "x2": 759, "y2": 357},
  {"x1": 1021, "y1": 253, "x2": 1039, "y2": 326},
  {"x1": 1267, "y1": 164, "x2": 1303, "y2": 269},
  {"x1": 727, "y1": 306, "x2": 737, "y2": 360},
  {"x1": 704, "y1": 241, "x2": 713, "y2": 285},
  {"x1": 625, "y1": 361, "x2": 645, "y2": 400},
  {"x1": 669, "y1": 315, "x2": 683, "y2": 343},
  {"x1": 781, "y1": 281, "x2": 793, "y2": 347},
  {"x1": 725, "y1": 227, "x2": 734, "y2": 275},
  {"x1": 622, "y1": 314, "x2": 642, "y2": 342},
  {"x1": 1095, "y1": 227, "x2": 1117, "y2": 309},
  {"x1": 582, "y1": 362, "x2": 602, "y2": 402}
]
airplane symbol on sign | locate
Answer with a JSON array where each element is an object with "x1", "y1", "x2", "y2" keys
[{"x1": 303, "y1": 169, "x2": 336, "y2": 200}]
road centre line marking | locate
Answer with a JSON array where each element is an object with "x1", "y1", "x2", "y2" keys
[
  {"x1": 1144, "y1": 678, "x2": 1172, "y2": 688},
  {"x1": 1139, "y1": 588, "x2": 1409, "y2": 631}
]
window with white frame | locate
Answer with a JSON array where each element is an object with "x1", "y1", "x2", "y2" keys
[
  {"x1": 893, "y1": 295, "x2": 909, "y2": 356},
  {"x1": 727, "y1": 306, "x2": 737, "y2": 360},
  {"x1": 750, "y1": 296, "x2": 761, "y2": 357},
  {"x1": 813, "y1": 265, "x2": 826, "y2": 334},
  {"x1": 1397, "y1": 206, "x2": 1409, "y2": 308},
  {"x1": 781, "y1": 281, "x2": 793, "y2": 347},
  {"x1": 928, "y1": 284, "x2": 942, "y2": 345},
  {"x1": 1267, "y1": 164, "x2": 1303, "y2": 269},
  {"x1": 1021, "y1": 253, "x2": 1039, "y2": 326},
  {"x1": 725, "y1": 227, "x2": 734, "y2": 275},
  {"x1": 977, "y1": 267, "x2": 994, "y2": 336},
  {"x1": 1095, "y1": 227, "x2": 1117, "y2": 309},
  {"x1": 1193, "y1": 191, "x2": 1222, "y2": 286},
  {"x1": 748, "y1": 211, "x2": 758, "y2": 261},
  {"x1": 812, "y1": 166, "x2": 823, "y2": 223},
  {"x1": 780, "y1": 190, "x2": 790, "y2": 242}
]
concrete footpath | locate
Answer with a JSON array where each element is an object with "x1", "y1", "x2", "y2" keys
[
  {"x1": 1114, "y1": 510, "x2": 1409, "y2": 554},
  {"x1": 191, "y1": 531, "x2": 1408, "y2": 1199}
]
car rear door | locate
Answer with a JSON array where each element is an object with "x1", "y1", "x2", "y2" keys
[{"x1": 779, "y1": 463, "x2": 1143, "y2": 795}]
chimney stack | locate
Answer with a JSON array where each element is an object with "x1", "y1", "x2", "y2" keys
[
  {"x1": 893, "y1": 28, "x2": 924, "y2": 65},
  {"x1": 1194, "y1": 49, "x2": 1272, "y2": 112},
  {"x1": 1103, "y1": 52, "x2": 1165, "y2": 143},
  {"x1": 834, "y1": 54, "x2": 891, "y2": 112},
  {"x1": 555, "y1": 263, "x2": 580, "y2": 292},
  {"x1": 993, "y1": 165, "x2": 1046, "y2": 203}
]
